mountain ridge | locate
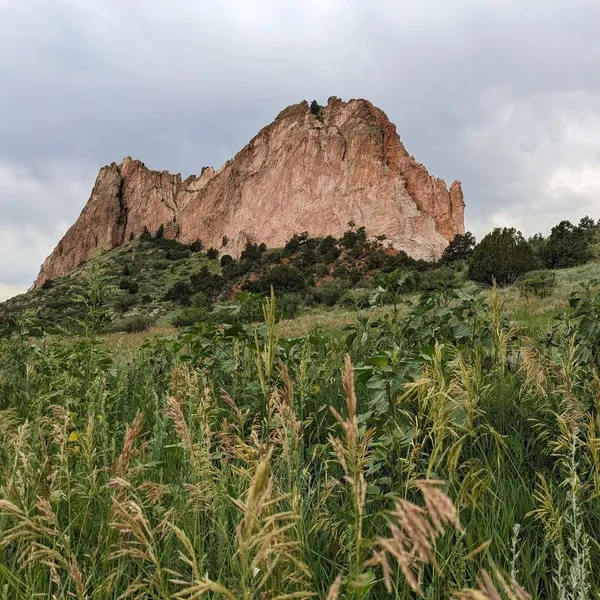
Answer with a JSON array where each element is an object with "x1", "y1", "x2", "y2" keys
[{"x1": 33, "y1": 96, "x2": 465, "y2": 288}]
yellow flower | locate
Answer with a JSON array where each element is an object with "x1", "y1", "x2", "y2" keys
[
  {"x1": 313, "y1": 384, "x2": 321, "y2": 393},
  {"x1": 68, "y1": 431, "x2": 80, "y2": 442},
  {"x1": 96, "y1": 414, "x2": 103, "y2": 422}
]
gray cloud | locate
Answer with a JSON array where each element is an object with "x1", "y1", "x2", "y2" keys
[{"x1": 1, "y1": 0, "x2": 600, "y2": 296}]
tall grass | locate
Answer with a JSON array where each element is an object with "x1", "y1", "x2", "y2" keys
[{"x1": 1, "y1": 283, "x2": 600, "y2": 598}]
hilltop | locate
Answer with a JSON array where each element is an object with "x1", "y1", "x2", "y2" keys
[{"x1": 33, "y1": 97, "x2": 464, "y2": 288}]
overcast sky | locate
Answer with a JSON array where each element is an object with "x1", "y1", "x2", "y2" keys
[{"x1": 1, "y1": 0, "x2": 600, "y2": 300}]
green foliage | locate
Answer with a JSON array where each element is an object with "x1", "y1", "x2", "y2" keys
[
  {"x1": 541, "y1": 220, "x2": 592, "y2": 269},
  {"x1": 308, "y1": 279, "x2": 349, "y2": 307},
  {"x1": 309, "y1": 99, "x2": 322, "y2": 116},
  {"x1": 247, "y1": 264, "x2": 309, "y2": 294},
  {"x1": 240, "y1": 242, "x2": 266, "y2": 261},
  {"x1": 109, "y1": 313, "x2": 156, "y2": 333},
  {"x1": 563, "y1": 280, "x2": 600, "y2": 365},
  {"x1": 114, "y1": 294, "x2": 137, "y2": 313},
  {"x1": 468, "y1": 227, "x2": 536, "y2": 286},
  {"x1": 164, "y1": 281, "x2": 193, "y2": 305},
  {"x1": 417, "y1": 264, "x2": 464, "y2": 292},
  {"x1": 206, "y1": 247, "x2": 219, "y2": 260},
  {"x1": 171, "y1": 306, "x2": 210, "y2": 327},
  {"x1": 155, "y1": 223, "x2": 165, "y2": 239},
  {"x1": 277, "y1": 292, "x2": 302, "y2": 317},
  {"x1": 2, "y1": 283, "x2": 600, "y2": 598},
  {"x1": 340, "y1": 288, "x2": 372, "y2": 309},
  {"x1": 139, "y1": 227, "x2": 152, "y2": 241},
  {"x1": 440, "y1": 231, "x2": 476, "y2": 264},
  {"x1": 190, "y1": 239, "x2": 204, "y2": 253},
  {"x1": 516, "y1": 270, "x2": 556, "y2": 298}
]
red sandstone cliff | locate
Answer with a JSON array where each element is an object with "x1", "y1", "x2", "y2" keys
[{"x1": 33, "y1": 97, "x2": 465, "y2": 288}]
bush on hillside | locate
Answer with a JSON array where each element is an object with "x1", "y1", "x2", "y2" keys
[
  {"x1": 171, "y1": 307, "x2": 210, "y2": 327},
  {"x1": 189, "y1": 266, "x2": 225, "y2": 298},
  {"x1": 109, "y1": 314, "x2": 155, "y2": 333},
  {"x1": 247, "y1": 264, "x2": 309, "y2": 295},
  {"x1": 340, "y1": 288, "x2": 372, "y2": 309},
  {"x1": 516, "y1": 270, "x2": 557, "y2": 298},
  {"x1": 190, "y1": 240, "x2": 204, "y2": 253},
  {"x1": 165, "y1": 249, "x2": 191, "y2": 261},
  {"x1": 308, "y1": 280, "x2": 349, "y2": 307},
  {"x1": 417, "y1": 265, "x2": 464, "y2": 292},
  {"x1": 164, "y1": 281, "x2": 193, "y2": 305},
  {"x1": 468, "y1": 227, "x2": 536, "y2": 286},
  {"x1": 278, "y1": 293, "x2": 302, "y2": 317},
  {"x1": 240, "y1": 242, "x2": 267, "y2": 262},
  {"x1": 115, "y1": 295, "x2": 137, "y2": 313}
]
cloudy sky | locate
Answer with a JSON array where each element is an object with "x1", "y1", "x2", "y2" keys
[{"x1": 1, "y1": 0, "x2": 599, "y2": 300}]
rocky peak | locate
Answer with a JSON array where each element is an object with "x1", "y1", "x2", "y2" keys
[{"x1": 33, "y1": 97, "x2": 465, "y2": 288}]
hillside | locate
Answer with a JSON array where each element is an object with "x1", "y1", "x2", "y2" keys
[
  {"x1": 2, "y1": 225, "x2": 452, "y2": 335},
  {"x1": 33, "y1": 97, "x2": 464, "y2": 287}
]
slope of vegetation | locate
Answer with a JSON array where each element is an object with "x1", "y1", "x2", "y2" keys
[
  {"x1": 3, "y1": 215, "x2": 599, "y2": 341},
  {"x1": 2, "y1": 277, "x2": 600, "y2": 598},
  {"x1": 0, "y1": 225, "x2": 461, "y2": 335}
]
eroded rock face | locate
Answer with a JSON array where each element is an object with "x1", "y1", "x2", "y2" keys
[{"x1": 33, "y1": 97, "x2": 465, "y2": 288}]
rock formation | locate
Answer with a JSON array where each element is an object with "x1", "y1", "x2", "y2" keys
[{"x1": 33, "y1": 97, "x2": 465, "y2": 288}]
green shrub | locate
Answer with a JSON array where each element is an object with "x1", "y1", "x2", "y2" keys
[
  {"x1": 309, "y1": 280, "x2": 349, "y2": 307},
  {"x1": 278, "y1": 293, "x2": 302, "y2": 317},
  {"x1": 165, "y1": 249, "x2": 191, "y2": 261},
  {"x1": 240, "y1": 242, "x2": 266, "y2": 262},
  {"x1": 468, "y1": 227, "x2": 536, "y2": 286},
  {"x1": 314, "y1": 263, "x2": 330, "y2": 278},
  {"x1": 191, "y1": 292, "x2": 211, "y2": 309},
  {"x1": 171, "y1": 307, "x2": 210, "y2": 327},
  {"x1": 189, "y1": 267, "x2": 225, "y2": 298},
  {"x1": 309, "y1": 99, "x2": 322, "y2": 116},
  {"x1": 261, "y1": 248, "x2": 286, "y2": 264},
  {"x1": 139, "y1": 228, "x2": 152, "y2": 242},
  {"x1": 206, "y1": 247, "x2": 219, "y2": 260},
  {"x1": 109, "y1": 314, "x2": 155, "y2": 333},
  {"x1": 516, "y1": 270, "x2": 556, "y2": 298},
  {"x1": 417, "y1": 265, "x2": 464, "y2": 292},
  {"x1": 284, "y1": 232, "x2": 309, "y2": 253},
  {"x1": 247, "y1": 264, "x2": 308, "y2": 294},
  {"x1": 114, "y1": 295, "x2": 136, "y2": 313},
  {"x1": 151, "y1": 259, "x2": 170, "y2": 271},
  {"x1": 340, "y1": 288, "x2": 372, "y2": 309},
  {"x1": 164, "y1": 281, "x2": 193, "y2": 305}
]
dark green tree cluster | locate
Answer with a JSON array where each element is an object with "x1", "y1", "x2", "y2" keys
[{"x1": 540, "y1": 220, "x2": 592, "y2": 269}]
